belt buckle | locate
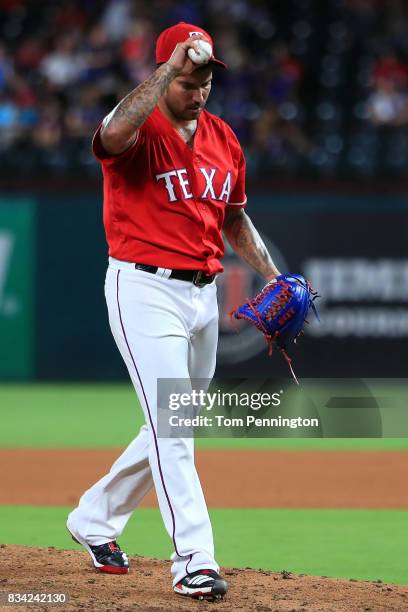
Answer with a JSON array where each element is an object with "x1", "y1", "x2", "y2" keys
[
  {"x1": 193, "y1": 271, "x2": 205, "y2": 287},
  {"x1": 193, "y1": 271, "x2": 214, "y2": 287}
]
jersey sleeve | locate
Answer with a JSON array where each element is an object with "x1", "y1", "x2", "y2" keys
[
  {"x1": 92, "y1": 110, "x2": 145, "y2": 164},
  {"x1": 228, "y1": 146, "x2": 247, "y2": 208}
]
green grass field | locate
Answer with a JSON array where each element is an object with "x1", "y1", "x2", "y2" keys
[
  {"x1": 1, "y1": 384, "x2": 408, "y2": 585},
  {"x1": 1, "y1": 383, "x2": 408, "y2": 449},
  {"x1": 1, "y1": 505, "x2": 407, "y2": 585}
]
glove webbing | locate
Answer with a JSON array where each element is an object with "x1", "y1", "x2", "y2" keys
[{"x1": 230, "y1": 280, "x2": 301, "y2": 384}]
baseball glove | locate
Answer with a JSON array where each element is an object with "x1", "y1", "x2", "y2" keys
[{"x1": 231, "y1": 274, "x2": 319, "y2": 384}]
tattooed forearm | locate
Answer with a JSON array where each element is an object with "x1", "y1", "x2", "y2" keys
[
  {"x1": 111, "y1": 64, "x2": 177, "y2": 129},
  {"x1": 101, "y1": 63, "x2": 178, "y2": 153},
  {"x1": 223, "y1": 209, "x2": 280, "y2": 281}
]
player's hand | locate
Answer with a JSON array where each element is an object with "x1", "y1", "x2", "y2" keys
[{"x1": 166, "y1": 34, "x2": 209, "y2": 74}]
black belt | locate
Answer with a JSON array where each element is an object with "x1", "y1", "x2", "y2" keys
[{"x1": 134, "y1": 263, "x2": 216, "y2": 287}]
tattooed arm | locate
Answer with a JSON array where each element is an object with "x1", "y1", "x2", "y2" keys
[
  {"x1": 223, "y1": 207, "x2": 281, "y2": 282},
  {"x1": 101, "y1": 64, "x2": 178, "y2": 154},
  {"x1": 101, "y1": 35, "x2": 206, "y2": 154}
]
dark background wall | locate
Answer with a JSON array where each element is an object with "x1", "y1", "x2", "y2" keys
[{"x1": 1, "y1": 190, "x2": 405, "y2": 381}]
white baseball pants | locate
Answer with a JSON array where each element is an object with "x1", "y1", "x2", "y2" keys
[{"x1": 67, "y1": 257, "x2": 219, "y2": 585}]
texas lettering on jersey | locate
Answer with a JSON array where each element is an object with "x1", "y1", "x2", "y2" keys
[
  {"x1": 155, "y1": 168, "x2": 231, "y2": 203},
  {"x1": 92, "y1": 106, "x2": 247, "y2": 273}
]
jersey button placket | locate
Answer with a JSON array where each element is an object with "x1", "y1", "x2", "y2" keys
[
  {"x1": 190, "y1": 151, "x2": 206, "y2": 218},
  {"x1": 190, "y1": 147, "x2": 212, "y2": 261},
  {"x1": 193, "y1": 154, "x2": 207, "y2": 210}
]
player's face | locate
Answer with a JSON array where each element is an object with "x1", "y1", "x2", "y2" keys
[{"x1": 164, "y1": 67, "x2": 213, "y2": 121}]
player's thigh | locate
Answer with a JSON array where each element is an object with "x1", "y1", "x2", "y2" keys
[
  {"x1": 105, "y1": 266, "x2": 191, "y2": 411},
  {"x1": 188, "y1": 313, "x2": 219, "y2": 381}
]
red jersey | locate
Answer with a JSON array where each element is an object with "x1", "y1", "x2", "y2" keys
[{"x1": 92, "y1": 105, "x2": 247, "y2": 274}]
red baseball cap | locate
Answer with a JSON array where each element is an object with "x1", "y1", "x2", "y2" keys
[{"x1": 156, "y1": 22, "x2": 227, "y2": 69}]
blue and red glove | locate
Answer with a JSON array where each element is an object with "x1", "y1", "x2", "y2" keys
[{"x1": 231, "y1": 274, "x2": 319, "y2": 384}]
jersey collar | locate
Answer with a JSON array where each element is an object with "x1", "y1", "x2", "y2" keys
[{"x1": 154, "y1": 105, "x2": 204, "y2": 148}]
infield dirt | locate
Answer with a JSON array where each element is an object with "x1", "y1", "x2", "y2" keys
[{"x1": 2, "y1": 448, "x2": 408, "y2": 507}]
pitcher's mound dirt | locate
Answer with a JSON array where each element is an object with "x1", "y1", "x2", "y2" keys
[{"x1": 1, "y1": 546, "x2": 408, "y2": 611}]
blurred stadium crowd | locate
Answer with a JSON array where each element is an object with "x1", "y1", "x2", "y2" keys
[{"x1": 1, "y1": 0, "x2": 408, "y2": 180}]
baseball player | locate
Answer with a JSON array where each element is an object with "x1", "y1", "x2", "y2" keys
[{"x1": 67, "y1": 22, "x2": 281, "y2": 601}]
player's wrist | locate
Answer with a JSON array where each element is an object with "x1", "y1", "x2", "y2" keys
[
  {"x1": 264, "y1": 270, "x2": 280, "y2": 283},
  {"x1": 160, "y1": 61, "x2": 181, "y2": 77},
  {"x1": 165, "y1": 45, "x2": 188, "y2": 74}
]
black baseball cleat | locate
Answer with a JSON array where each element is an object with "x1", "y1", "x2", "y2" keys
[
  {"x1": 68, "y1": 527, "x2": 129, "y2": 574},
  {"x1": 174, "y1": 569, "x2": 228, "y2": 600}
]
